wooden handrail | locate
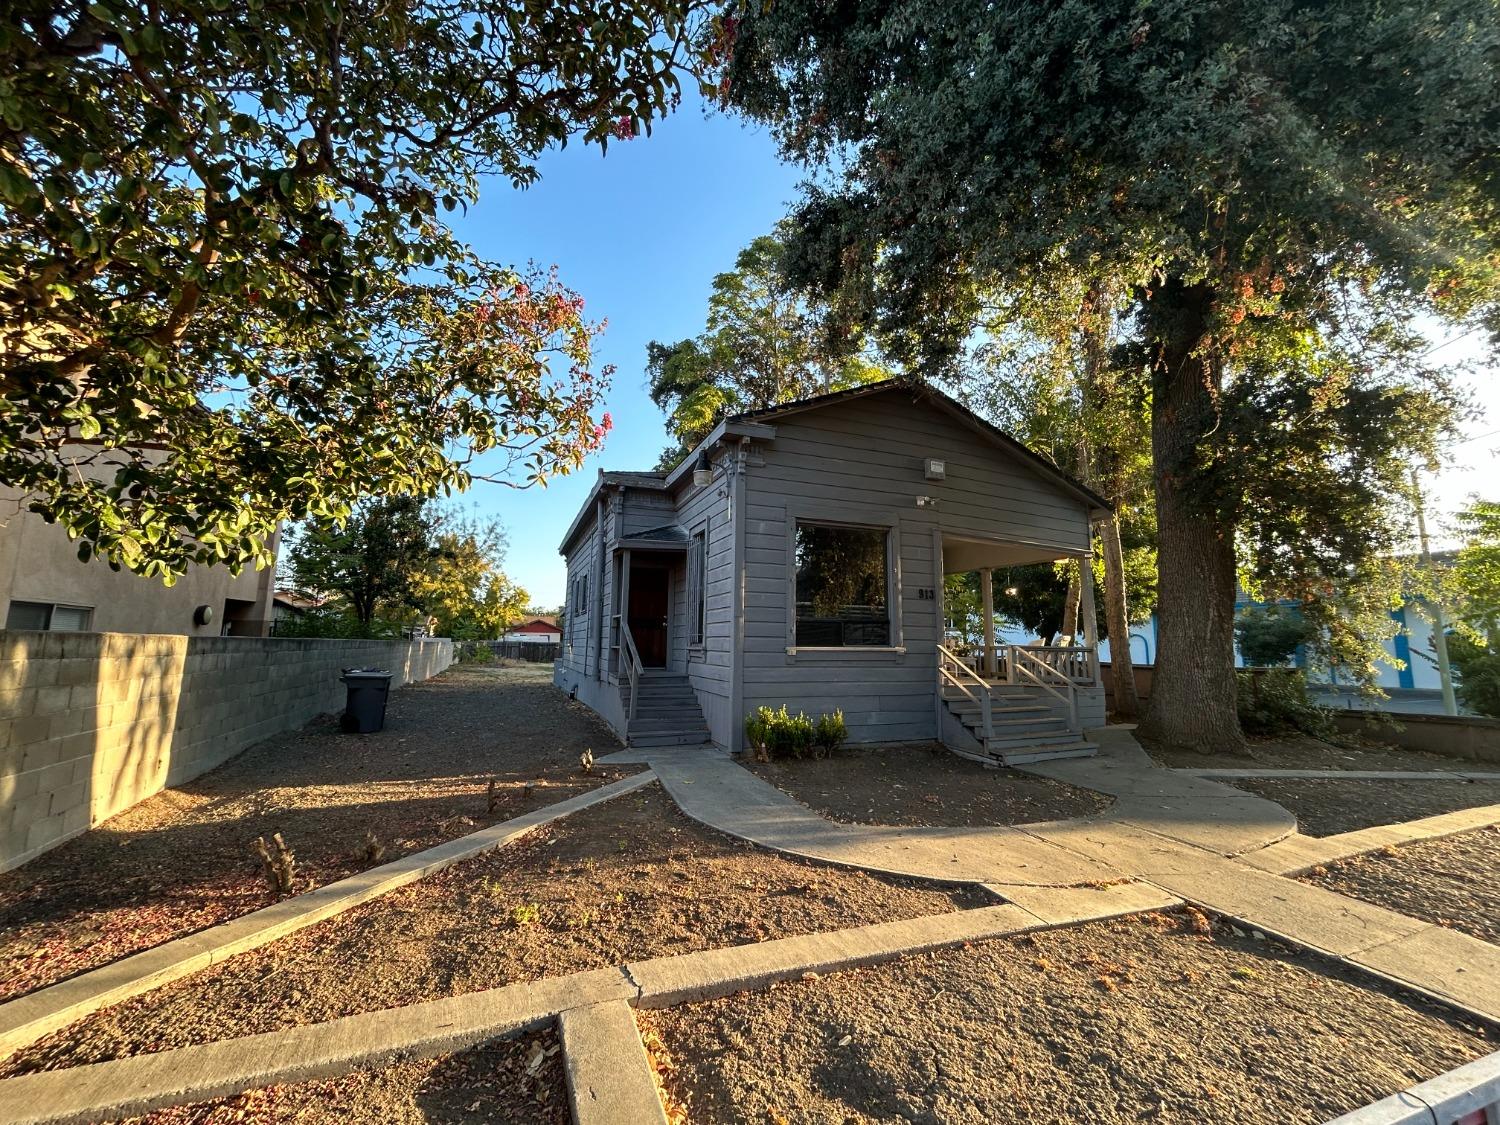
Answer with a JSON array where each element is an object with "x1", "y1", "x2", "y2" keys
[
  {"x1": 937, "y1": 643, "x2": 992, "y2": 740},
  {"x1": 1009, "y1": 644, "x2": 1079, "y2": 732},
  {"x1": 620, "y1": 622, "x2": 643, "y2": 722}
]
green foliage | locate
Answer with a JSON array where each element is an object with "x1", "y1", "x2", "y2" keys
[
  {"x1": 285, "y1": 497, "x2": 437, "y2": 626},
  {"x1": 272, "y1": 605, "x2": 401, "y2": 640},
  {"x1": 1449, "y1": 635, "x2": 1500, "y2": 719},
  {"x1": 1450, "y1": 500, "x2": 1500, "y2": 644},
  {"x1": 457, "y1": 642, "x2": 496, "y2": 665},
  {"x1": 814, "y1": 710, "x2": 848, "y2": 756},
  {"x1": 1, "y1": 0, "x2": 704, "y2": 577},
  {"x1": 647, "y1": 228, "x2": 889, "y2": 465},
  {"x1": 414, "y1": 510, "x2": 528, "y2": 640},
  {"x1": 744, "y1": 704, "x2": 845, "y2": 761},
  {"x1": 1235, "y1": 669, "x2": 1334, "y2": 739},
  {"x1": 1234, "y1": 608, "x2": 1313, "y2": 668}
]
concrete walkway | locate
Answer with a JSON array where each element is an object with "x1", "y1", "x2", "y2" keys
[
  {"x1": 1175, "y1": 767, "x2": 1500, "y2": 781},
  {"x1": 602, "y1": 729, "x2": 1500, "y2": 1024}
]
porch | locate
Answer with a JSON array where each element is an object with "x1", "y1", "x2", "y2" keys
[{"x1": 936, "y1": 533, "x2": 1104, "y2": 766}]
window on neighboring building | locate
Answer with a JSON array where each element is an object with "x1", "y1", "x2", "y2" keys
[
  {"x1": 5, "y1": 600, "x2": 94, "y2": 632},
  {"x1": 794, "y1": 522, "x2": 891, "y2": 646},
  {"x1": 689, "y1": 528, "x2": 708, "y2": 646}
]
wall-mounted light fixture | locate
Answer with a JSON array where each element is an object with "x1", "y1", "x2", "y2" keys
[
  {"x1": 193, "y1": 604, "x2": 214, "y2": 626},
  {"x1": 692, "y1": 450, "x2": 713, "y2": 487},
  {"x1": 916, "y1": 495, "x2": 937, "y2": 508}
]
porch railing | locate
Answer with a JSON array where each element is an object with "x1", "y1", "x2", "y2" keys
[
  {"x1": 620, "y1": 621, "x2": 644, "y2": 722},
  {"x1": 1008, "y1": 644, "x2": 1081, "y2": 733},
  {"x1": 937, "y1": 643, "x2": 992, "y2": 741}
]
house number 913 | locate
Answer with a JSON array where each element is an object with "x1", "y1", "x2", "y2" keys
[{"x1": 916, "y1": 587, "x2": 936, "y2": 600}]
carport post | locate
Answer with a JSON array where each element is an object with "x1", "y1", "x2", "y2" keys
[{"x1": 980, "y1": 567, "x2": 996, "y2": 679}]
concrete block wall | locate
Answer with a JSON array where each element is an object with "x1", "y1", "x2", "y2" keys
[{"x1": 0, "y1": 631, "x2": 453, "y2": 872}]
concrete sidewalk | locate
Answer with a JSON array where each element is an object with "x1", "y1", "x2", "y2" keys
[{"x1": 602, "y1": 729, "x2": 1500, "y2": 1024}]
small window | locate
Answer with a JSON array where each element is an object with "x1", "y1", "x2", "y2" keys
[
  {"x1": 574, "y1": 575, "x2": 588, "y2": 616},
  {"x1": 5, "y1": 601, "x2": 93, "y2": 632},
  {"x1": 689, "y1": 529, "x2": 707, "y2": 645},
  {"x1": 794, "y1": 522, "x2": 891, "y2": 647}
]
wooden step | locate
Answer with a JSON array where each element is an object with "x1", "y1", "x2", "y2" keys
[{"x1": 991, "y1": 741, "x2": 1098, "y2": 766}]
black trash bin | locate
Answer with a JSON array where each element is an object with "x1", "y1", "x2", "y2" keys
[{"x1": 340, "y1": 668, "x2": 392, "y2": 733}]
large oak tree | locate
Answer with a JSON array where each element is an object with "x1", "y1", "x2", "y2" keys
[{"x1": 722, "y1": 0, "x2": 1497, "y2": 749}]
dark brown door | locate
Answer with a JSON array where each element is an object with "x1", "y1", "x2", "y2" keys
[{"x1": 628, "y1": 566, "x2": 670, "y2": 667}]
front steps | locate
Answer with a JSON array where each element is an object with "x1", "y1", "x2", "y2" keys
[
  {"x1": 941, "y1": 684, "x2": 1097, "y2": 766},
  {"x1": 622, "y1": 672, "x2": 712, "y2": 748}
]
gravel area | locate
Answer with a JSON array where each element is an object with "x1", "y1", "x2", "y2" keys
[
  {"x1": 1303, "y1": 827, "x2": 1500, "y2": 945},
  {"x1": 1229, "y1": 778, "x2": 1500, "y2": 836},
  {"x1": 746, "y1": 743, "x2": 1111, "y2": 827},
  {"x1": 4, "y1": 784, "x2": 990, "y2": 1076},
  {"x1": 0, "y1": 663, "x2": 635, "y2": 1003},
  {"x1": 121, "y1": 1027, "x2": 566, "y2": 1124},
  {"x1": 1148, "y1": 733, "x2": 1480, "y2": 773},
  {"x1": 641, "y1": 910, "x2": 1493, "y2": 1125}
]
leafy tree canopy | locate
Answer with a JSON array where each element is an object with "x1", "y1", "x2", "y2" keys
[
  {"x1": 1450, "y1": 499, "x2": 1500, "y2": 644},
  {"x1": 284, "y1": 495, "x2": 437, "y2": 627},
  {"x1": 414, "y1": 510, "x2": 529, "y2": 640},
  {"x1": 2, "y1": 0, "x2": 703, "y2": 578},
  {"x1": 646, "y1": 228, "x2": 888, "y2": 467},
  {"x1": 1233, "y1": 607, "x2": 1312, "y2": 667}
]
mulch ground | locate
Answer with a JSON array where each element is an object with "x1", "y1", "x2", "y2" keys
[
  {"x1": 1228, "y1": 778, "x2": 1500, "y2": 836},
  {"x1": 641, "y1": 910, "x2": 1493, "y2": 1125},
  {"x1": 3, "y1": 784, "x2": 990, "y2": 1077},
  {"x1": 1147, "y1": 733, "x2": 1482, "y2": 773},
  {"x1": 120, "y1": 1028, "x2": 566, "y2": 1125},
  {"x1": 1302, "y1": 827, "x2": 1500, "y2": 945},
  {"x1": 746, "y1": 743, "x2": 1111, "y2": 827},
  {"x1": 0, "y1": 663, "x2": 636, "y2": 1004}
]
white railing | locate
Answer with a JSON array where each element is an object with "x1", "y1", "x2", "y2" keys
[
  {"x1": 1026, "y1": 644, "x2": 1097, "y2": 685},
  {"x1": 937, "y1": 643, "x2": 993, "y2": 741},
  {"x1": 1008, "y1": 645, "x2": 1080, "y2": 733},
  {"x1": 620, "y1": 622, "x2": 643, "y2": 722}
]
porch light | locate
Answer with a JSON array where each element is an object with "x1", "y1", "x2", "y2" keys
[
  {"x1": 692, "y1": 450, "x2": 713, "y2": 487},
  {"x1": 1005, "y1": 586, "x2": 1018, "y2": 596}
]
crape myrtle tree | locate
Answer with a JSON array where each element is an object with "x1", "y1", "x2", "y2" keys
[
  {"x1": 646, "y1": 227, "x2": 887, "y2": 468},
  {"x1": 1, "y1": 0, "x2": 706, "y2": 579},
  {"x1": 722, "y1": 0, "x2": 1497, "y2": 750}
]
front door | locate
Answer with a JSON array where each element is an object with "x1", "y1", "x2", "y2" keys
[{"x1": 628, "y1": 565, "x2": 670, "y2": 667}]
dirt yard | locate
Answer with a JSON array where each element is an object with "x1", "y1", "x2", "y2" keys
[
  {"x1": 121, "y1": 1027, "x2": 566, "y2": 1125},
  {"x1": 1229, "y1": 778, "x2": 1500, "y2": 836},
  {"x1": 1146, "y1": 732, "x2": 1484, "y2": 774},
  {"x1": 1303, "y1": 827, "x2": 1500, "y2": 945},
  {"x1": 4, "y1": 784, "x2": 991, "y2": 1076},
  {"x1": 0, "y1": 663, "x2": 636, "y2": 1004},
  {"x1": 641, "y1": 910, "x2": 1492, "y2": 1125},
  {"x1": 746, "y1": 743, "x2": 1111, "y2": 827}
]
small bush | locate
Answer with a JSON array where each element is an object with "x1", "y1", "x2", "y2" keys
[
  {"x1": 745, "y1": 705, "x2": 846, "y2": 761},
  {"x1": 458, "y1": 642, "x2": 495, "y2": 664},
  {"x1": 1235, "y1": 607, "x2": 1314, "y2": 667},
  {"x1": 1450, "y1": 635, "x2": 1500, "y2": 718},
  {"x1": 814, "y1": 710, "x2": 848, "y2": 757},
  {"x1": 1236, "y1": 668, "x2": 1334, "y2": 738}
]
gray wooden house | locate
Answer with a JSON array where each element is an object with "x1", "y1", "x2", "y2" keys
[{"x1": 554, "y1": 380, "x2": 1110, "y2": 765}]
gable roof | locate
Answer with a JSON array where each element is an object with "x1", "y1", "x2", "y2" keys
[{"x1": 728, "y1": 378, "x2": 1112, "y2": 515}]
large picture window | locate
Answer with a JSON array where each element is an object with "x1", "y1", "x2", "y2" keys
[{"x1": 794, "y1": 522, "x2": 891, "y2": 646}]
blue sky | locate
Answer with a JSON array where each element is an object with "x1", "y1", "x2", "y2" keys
[
  {"x1": 440, "y1": 94, "x2": 1499, "y2": 608},
  {"x1": 450, "y1": 94, "x2": 801, "y2": 608}
]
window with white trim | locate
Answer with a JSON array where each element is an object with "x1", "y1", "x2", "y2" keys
[
  {"x1": 793, "y1": 522, "x2": 891, "y2": 646},
  {"x1": 689, "y1": 528, "x2": 707, "y2": 646}
]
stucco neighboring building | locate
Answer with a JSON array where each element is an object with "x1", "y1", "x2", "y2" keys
[{"x1": 0, "y1": 494, "x2": 277, "y2": 637}]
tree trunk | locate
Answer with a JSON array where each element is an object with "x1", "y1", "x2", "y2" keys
[
  {"x1": 1077, "y1": 286, "x2": 1140, "y2": 719},
  {"x1": 1098, "y1": 512, "x2": 1141, "y2": 717},
  {"x1": 1060, "y1": 563, "x2": 1081, "y2": 642},
  {"x1": 1137, "y1": 278, "x2": 1246, "y2": 753}
]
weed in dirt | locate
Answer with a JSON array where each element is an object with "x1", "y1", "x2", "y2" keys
[
  {"x1": 251, "y1": 833, "x2": 296, "y2": 896},
  {"x1": 361, "y1": 831, "x2": 386, "y2": 866},
  {"x1": 511, "y1": 902, "x2": 541, "y2": 927},
  {"x1": 580, "y1": 749, "x2": 595, "y2": 775}
]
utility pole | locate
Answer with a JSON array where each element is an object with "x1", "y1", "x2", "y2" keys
[{"x1": 1411, "y1": 469, "x2": 1458, "y2": 716}]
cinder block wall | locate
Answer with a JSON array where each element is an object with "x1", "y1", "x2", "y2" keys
[{"x1": 0, "y1": 631, "x2": 454, "y2": 871}]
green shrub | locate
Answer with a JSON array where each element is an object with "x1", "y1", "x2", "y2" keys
[
  {"x1": 458, "y1": 641, "x2": 495, "y2": 664},
  {"x1": 1236, "y1": 667, "x2": 1334, "y2": 738},
  {"x1": 1449, "y1": 635, "x2": 1500, "y2": 719},
  {"x1": 745, "y1": 705, "x2": 845, "y2": 761},
  {"x1": 814, "y1": 710, "x2": 848, "y2": 757},
  {"x1": 1234, "y1": 607, "x2": 1314, "y2": 667}
]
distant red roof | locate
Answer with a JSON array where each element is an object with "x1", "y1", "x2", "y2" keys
[{"x1": 509, "y1": 615, "x2": 559, "y2": 634}]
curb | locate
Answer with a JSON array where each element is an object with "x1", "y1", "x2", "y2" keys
[
  {"x1": 1241, "y1": 805, "x2": 1500, "y2": 877},
  {"x1": 559, "y1": 1001, "x2": 667, "y2": 1125},
  {"x1": 1325, "y1": 1047, "x2": 1500, "y2": 1124},
  {"x1": 0, "y1": 884, "x2": 1175, "y2": 1124},
  {"x1": 0, "y1": 771, "x2": 657, "y2": 1062}
]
